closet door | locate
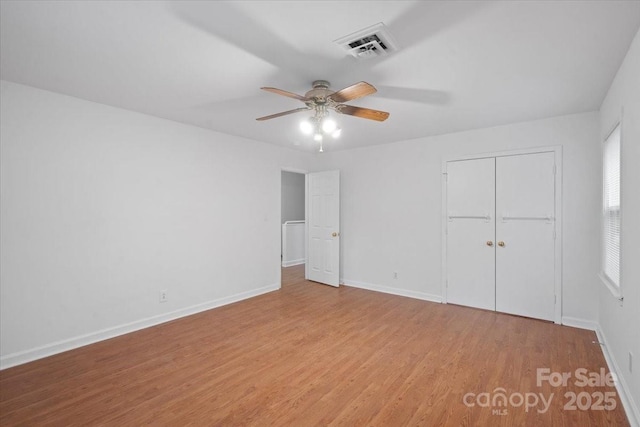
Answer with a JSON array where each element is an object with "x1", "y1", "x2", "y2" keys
[
  {"x1": 446, "y1": 158, "x2": 496, "y2": 311},
  {"x1": 495, "y1": 153, "x2": 556, "y2": 321}
]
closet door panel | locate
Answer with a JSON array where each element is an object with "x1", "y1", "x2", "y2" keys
[
  {"x1": 446, "y1": 158, "x2": 496, "y2": 311},
  {"x1": 495, "y1": 153, "x2": 556, "y2": 321}
]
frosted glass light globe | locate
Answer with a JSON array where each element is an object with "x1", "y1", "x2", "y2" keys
[
  {"x1": 299, "y1": 120, "x2": 313, "y2": 135},
  {"x1": 322, "y1": 118, "x2": 337, "y2": 133}
]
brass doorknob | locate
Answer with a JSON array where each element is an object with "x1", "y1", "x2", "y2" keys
[
  {"x1": 332, "y1": 232, "x2": 338, "y2": 237},
  {"x1": 486, "y1": 241, "x2": 493, "y2": 246},
  {"x1": 498, "y1": 241, "x2": 505, "y2": 247}
]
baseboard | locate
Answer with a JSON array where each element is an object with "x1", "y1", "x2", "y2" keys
[
  {"x1": 594, "y1": 327, "x2": 640, "y2": 427},
  {"x1": 342, "y1": 279, "x2": 443, "y2": 304},
  {"x1": 282, "y1": 259, "x2": 305, "y2": 267},
  {"x1": 0, "y1": 283, "x2": 280, "y2": 370},
  {"x1": 561, "y1": 316, "x2": 599, "y2": 331}
]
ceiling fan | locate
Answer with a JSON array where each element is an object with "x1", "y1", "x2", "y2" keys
[{"x1": 256, "y1": 80, "x2": 390, "y2": 122}]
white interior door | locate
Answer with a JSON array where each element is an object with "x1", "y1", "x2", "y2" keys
[
  {"x1": 446, "y1": 158, "x2": 496, "y2": 311},
  {"x1": 495, "y1": 153, "x2": 556, "y2": 321},
  {"x1": 307, "y1": 170, "x2": 340, "y2": 287}
]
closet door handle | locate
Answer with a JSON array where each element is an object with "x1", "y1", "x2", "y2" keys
[
  {"x1": 498, "y1": 241, "x2": 505, "y2": 247},
  {"x1": 486, "y1": 241, "x2": 494, "y2": 246}
]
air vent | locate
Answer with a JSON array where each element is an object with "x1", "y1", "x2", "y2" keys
[{"x1": 334, "y1": 23, "x2": 398, "y2": 60}]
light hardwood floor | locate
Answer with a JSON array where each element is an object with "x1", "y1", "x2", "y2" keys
[{"x1": 0, "y1": 265, "x2": 629, "y2": 426}]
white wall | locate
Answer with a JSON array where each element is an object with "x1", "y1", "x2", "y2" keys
[
  {"x1": 0, "y1": 81, "x2": 310, "y2": 368},
  {"x1": 598, "y1": 28, "x2": 640, "y2": 423},
  {"x1": 316, "y1": 112, "x2": 601, "y2": 323},
  {"x1": 281, "y1": 171, "x2": 305, "y2": 224}
]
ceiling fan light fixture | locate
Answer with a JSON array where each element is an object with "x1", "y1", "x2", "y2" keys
[{"x1": 258, "y1": 79, "x2": 389, "y2": 153}]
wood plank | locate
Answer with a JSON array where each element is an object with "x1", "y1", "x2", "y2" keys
[{"x1": 0, "y1": 265, "x2": 629, "y2": 426}]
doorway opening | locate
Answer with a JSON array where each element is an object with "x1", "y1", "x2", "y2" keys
[{"x1": 281, "y1": 170, "x2": 306, "y2": 286}]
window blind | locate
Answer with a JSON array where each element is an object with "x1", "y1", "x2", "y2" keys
[{"x1": 603, "y1": 124, "x2": 620, "y2": 287}]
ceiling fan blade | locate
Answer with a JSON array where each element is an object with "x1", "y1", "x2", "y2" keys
[
  {"x1": 261, "y1": 87, "x2": 309, "y2": 102},
  {"x1": 256, "y1": 107, "x2": 311, "y2": 121},
  {"x1": 328, "y1": 81, "x2": 377, "y2": 103},
  {"x1": 336, "y1": 105, "x2": 390, "y2": 122}
]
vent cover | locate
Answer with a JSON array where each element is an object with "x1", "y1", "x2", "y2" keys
[{"x1": 334, "y1": 23, "x2": 398, "y2": 60}]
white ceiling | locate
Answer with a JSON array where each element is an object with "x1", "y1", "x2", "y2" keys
[{"x1": 1, "y1": 1, "x2": 639, "y2": 152}]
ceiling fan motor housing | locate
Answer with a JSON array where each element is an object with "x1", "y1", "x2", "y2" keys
[{"x1": 305, "y1": 80, "x2": 334, "y2": 103}]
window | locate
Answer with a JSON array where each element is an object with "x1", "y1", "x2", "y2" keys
[{"x1": 602, "y1": 123, "x2": 621, "y2": 295}]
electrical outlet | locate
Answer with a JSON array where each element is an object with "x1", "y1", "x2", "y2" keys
[
  {"x1": 159, "y1": 290, "x2": 168, "y2": 303},
  {"x1": 630, "y1": 352, "x2": 633, "y2": 373}
]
